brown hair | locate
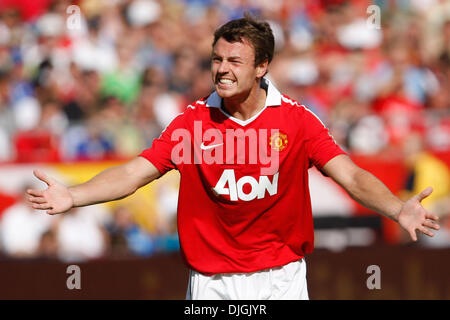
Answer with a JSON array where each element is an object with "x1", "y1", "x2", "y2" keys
[{"x1": 212, "y1": 13, "x2": 275, "y2": 67}]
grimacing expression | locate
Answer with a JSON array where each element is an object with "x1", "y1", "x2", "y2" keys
[{"x1": 211, "y1": 37, "x2": 267, "y2": 100}]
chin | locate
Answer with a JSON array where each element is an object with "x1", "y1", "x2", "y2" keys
[{"x1": 215, "y1": 87, "x2": 236, "y2": 98}]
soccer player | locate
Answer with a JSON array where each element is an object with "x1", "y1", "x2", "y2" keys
[{"x1": 27, "y1": 15, "x2": 440, "y2": 300}]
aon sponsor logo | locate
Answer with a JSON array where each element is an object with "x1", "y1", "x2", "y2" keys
[{"x1": 213, "y1": 169, "x2": 279, "y2": 201}]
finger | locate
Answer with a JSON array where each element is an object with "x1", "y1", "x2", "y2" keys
[
  {"x1": 28, "y1": 196, "x2": 47, "y2": 204},
  {"x1": 415, "y1": 186, "x2": 433, "y2": 202},
  {"x1": 409, "y1": 229, "x2": 418, "y2": 242},
  {"x1": 423, "y1": 220, "x2": 440, "y2": 231},
  {"x1": 46, "y1": 209, "x2": 58, "y2": 215},
  {"x1": 26, "y1": 189, "x2": 44, "y2": 197},
  {"x1": 31, "y1": 203, "x2": 53, "y2": 210},
  {"x1": 33, "y1": 169, "x2": 55, "y2": 187},
  {"x1": 425, "y1": 212, "x2": 439, "y2": 222},
  {"x1": 418, "y1": 226, "x2": 434, "y2": 237},
  {"x1": 46, "y1": 208, "x2": 66, "y2": 215}
]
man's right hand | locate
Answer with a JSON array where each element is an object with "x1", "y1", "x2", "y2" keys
[{"x1": 27, "y1": 169, "x2": 74, "y2": 215}]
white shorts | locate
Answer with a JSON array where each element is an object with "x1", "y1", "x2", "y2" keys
[{"x1": 186, "y1": 258, "x2": 309, "y2": 300}]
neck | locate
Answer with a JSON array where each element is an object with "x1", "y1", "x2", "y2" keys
[{"x1": 222, "y1": 80, "x2": 267, "y2": 121}]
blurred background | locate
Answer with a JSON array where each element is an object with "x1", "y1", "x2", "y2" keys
[{"x1": 0, "y1": 0, "x2": 449, "y2": 299}]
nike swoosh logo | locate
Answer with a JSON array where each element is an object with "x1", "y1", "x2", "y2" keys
[{"x1": 200, "y1": 142, "x2": 223, "y2": 150}]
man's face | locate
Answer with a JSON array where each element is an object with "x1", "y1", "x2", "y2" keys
[{"x1": 211, "y1": 37, "x2": 266, "y2": 99}]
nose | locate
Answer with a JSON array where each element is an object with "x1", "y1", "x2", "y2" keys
[{"x1": 217, "y1": 61, "x2": 230, "y2": 74}]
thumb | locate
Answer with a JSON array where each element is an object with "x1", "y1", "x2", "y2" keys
[
  {"x1": 33, "y1": 169, "x2": 55, "y2": 187},
  {"x1": 415, "y1": 186, "x2": 433, "y2": 202},
  {"x1": 409, "y1": 229, "x2": 418, "y2": 242}
]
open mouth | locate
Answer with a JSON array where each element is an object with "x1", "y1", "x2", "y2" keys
[{"x1": 216, "y1": 78, "x2": 236, "y2": 88}]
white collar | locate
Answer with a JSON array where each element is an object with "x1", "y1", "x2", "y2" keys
[
  {"x1": 205, "y1": 78, "x2": 282, "y2": 126},
  {"x1": 205, "y1": 77, "x2": 282, "y2": 109}
]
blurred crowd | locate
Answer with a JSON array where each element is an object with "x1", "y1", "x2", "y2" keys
[
  {"x1": 0, "y1": 0, "x2": 449, "y2": 260},
  {"x1": 0, "y1": 181, "x2": 180, "y2": 261}
]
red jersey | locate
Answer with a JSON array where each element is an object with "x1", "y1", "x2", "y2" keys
[{"x1": 139, "y1": 78, "x2": 346, "y2": 274}]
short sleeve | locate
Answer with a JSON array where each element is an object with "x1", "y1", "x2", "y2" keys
[
  {"x1": 139, "y1": 113, "x2": 187, "y2": 175},
  {"x1": 303, "y1": 108, "x2": 347, "y2": 170}
]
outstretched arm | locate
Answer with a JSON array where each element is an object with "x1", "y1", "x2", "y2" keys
[
  {"x1": 27, "y1": 157, "x2": 161, "y2": 215},
  {"x1": 322, "y1": 154, "x2": 440, "y2": 241}
]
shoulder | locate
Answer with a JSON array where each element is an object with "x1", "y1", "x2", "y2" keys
[
  {"x1": 280, "y1": 94, "x2": 309, "y2": 113},
  {"x1": 181, "y1": 95, "x2": 214, "y2": 116},
  {"x1": 168, "y1": 96, "x2": 209, "y2": 121},
  {"x1": 187, "y1": 96, "x2": 208, "y2": 110},
  {"x1": 280, "y1": 94, "x2": 303, "y2": 108},
  {"x1": 277, "y1": 94, "x2": 329, "y2": 134},
  {"x1": 280, "y1": 94, "x2": 322, "y2": 119},
  {"x1": 163, "y1": 94, "x2": 215, "y2": 131}
]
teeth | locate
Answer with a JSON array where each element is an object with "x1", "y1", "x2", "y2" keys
[{"x1": 219, "y1": 79, "x2": 234, "y2": 84}]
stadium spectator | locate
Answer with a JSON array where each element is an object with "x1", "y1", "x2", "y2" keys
[
  {"x1": 0, "y1": 185, "x2": 54, "y2": 257},
  {"x1": 0, "y1": 0, "x2": 447, "y2": 161},
  {"x1": 36, "y1": 227, "x2": 59, "y2": 259},
  {"x1": 55, "y1": 205, "x2": 109, "y2": 262},
  {"x1": 400, "y1": 132, "x2": 450, "y2": 243},
  {"x1": 105, "y1": 205, "x2": 156, "y2": 257}
]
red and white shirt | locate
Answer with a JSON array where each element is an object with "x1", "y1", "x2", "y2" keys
[{"x1": 140, "y1": 78, "x2": 346, "y2": 274}]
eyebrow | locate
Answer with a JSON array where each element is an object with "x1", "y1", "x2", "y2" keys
[{"x1": 212, "y1": 53, "x2": 243, "y2": 60}]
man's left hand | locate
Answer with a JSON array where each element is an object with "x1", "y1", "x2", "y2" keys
[{"x1": 398, "y1": 187, "x2": 440, "y2": 241}]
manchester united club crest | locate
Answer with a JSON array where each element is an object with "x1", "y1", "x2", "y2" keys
[{"x1": 269, "y1": 131, "x2": 288, "y2": 151}]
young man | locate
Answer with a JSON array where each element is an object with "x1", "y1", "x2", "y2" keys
[{"x1": 27, "y1": 16, "x2": 440, "y2": 300}]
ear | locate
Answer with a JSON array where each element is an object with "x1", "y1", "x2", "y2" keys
[{"x1": 255, "y1": 60, "x2": 269, "y2": 78}]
